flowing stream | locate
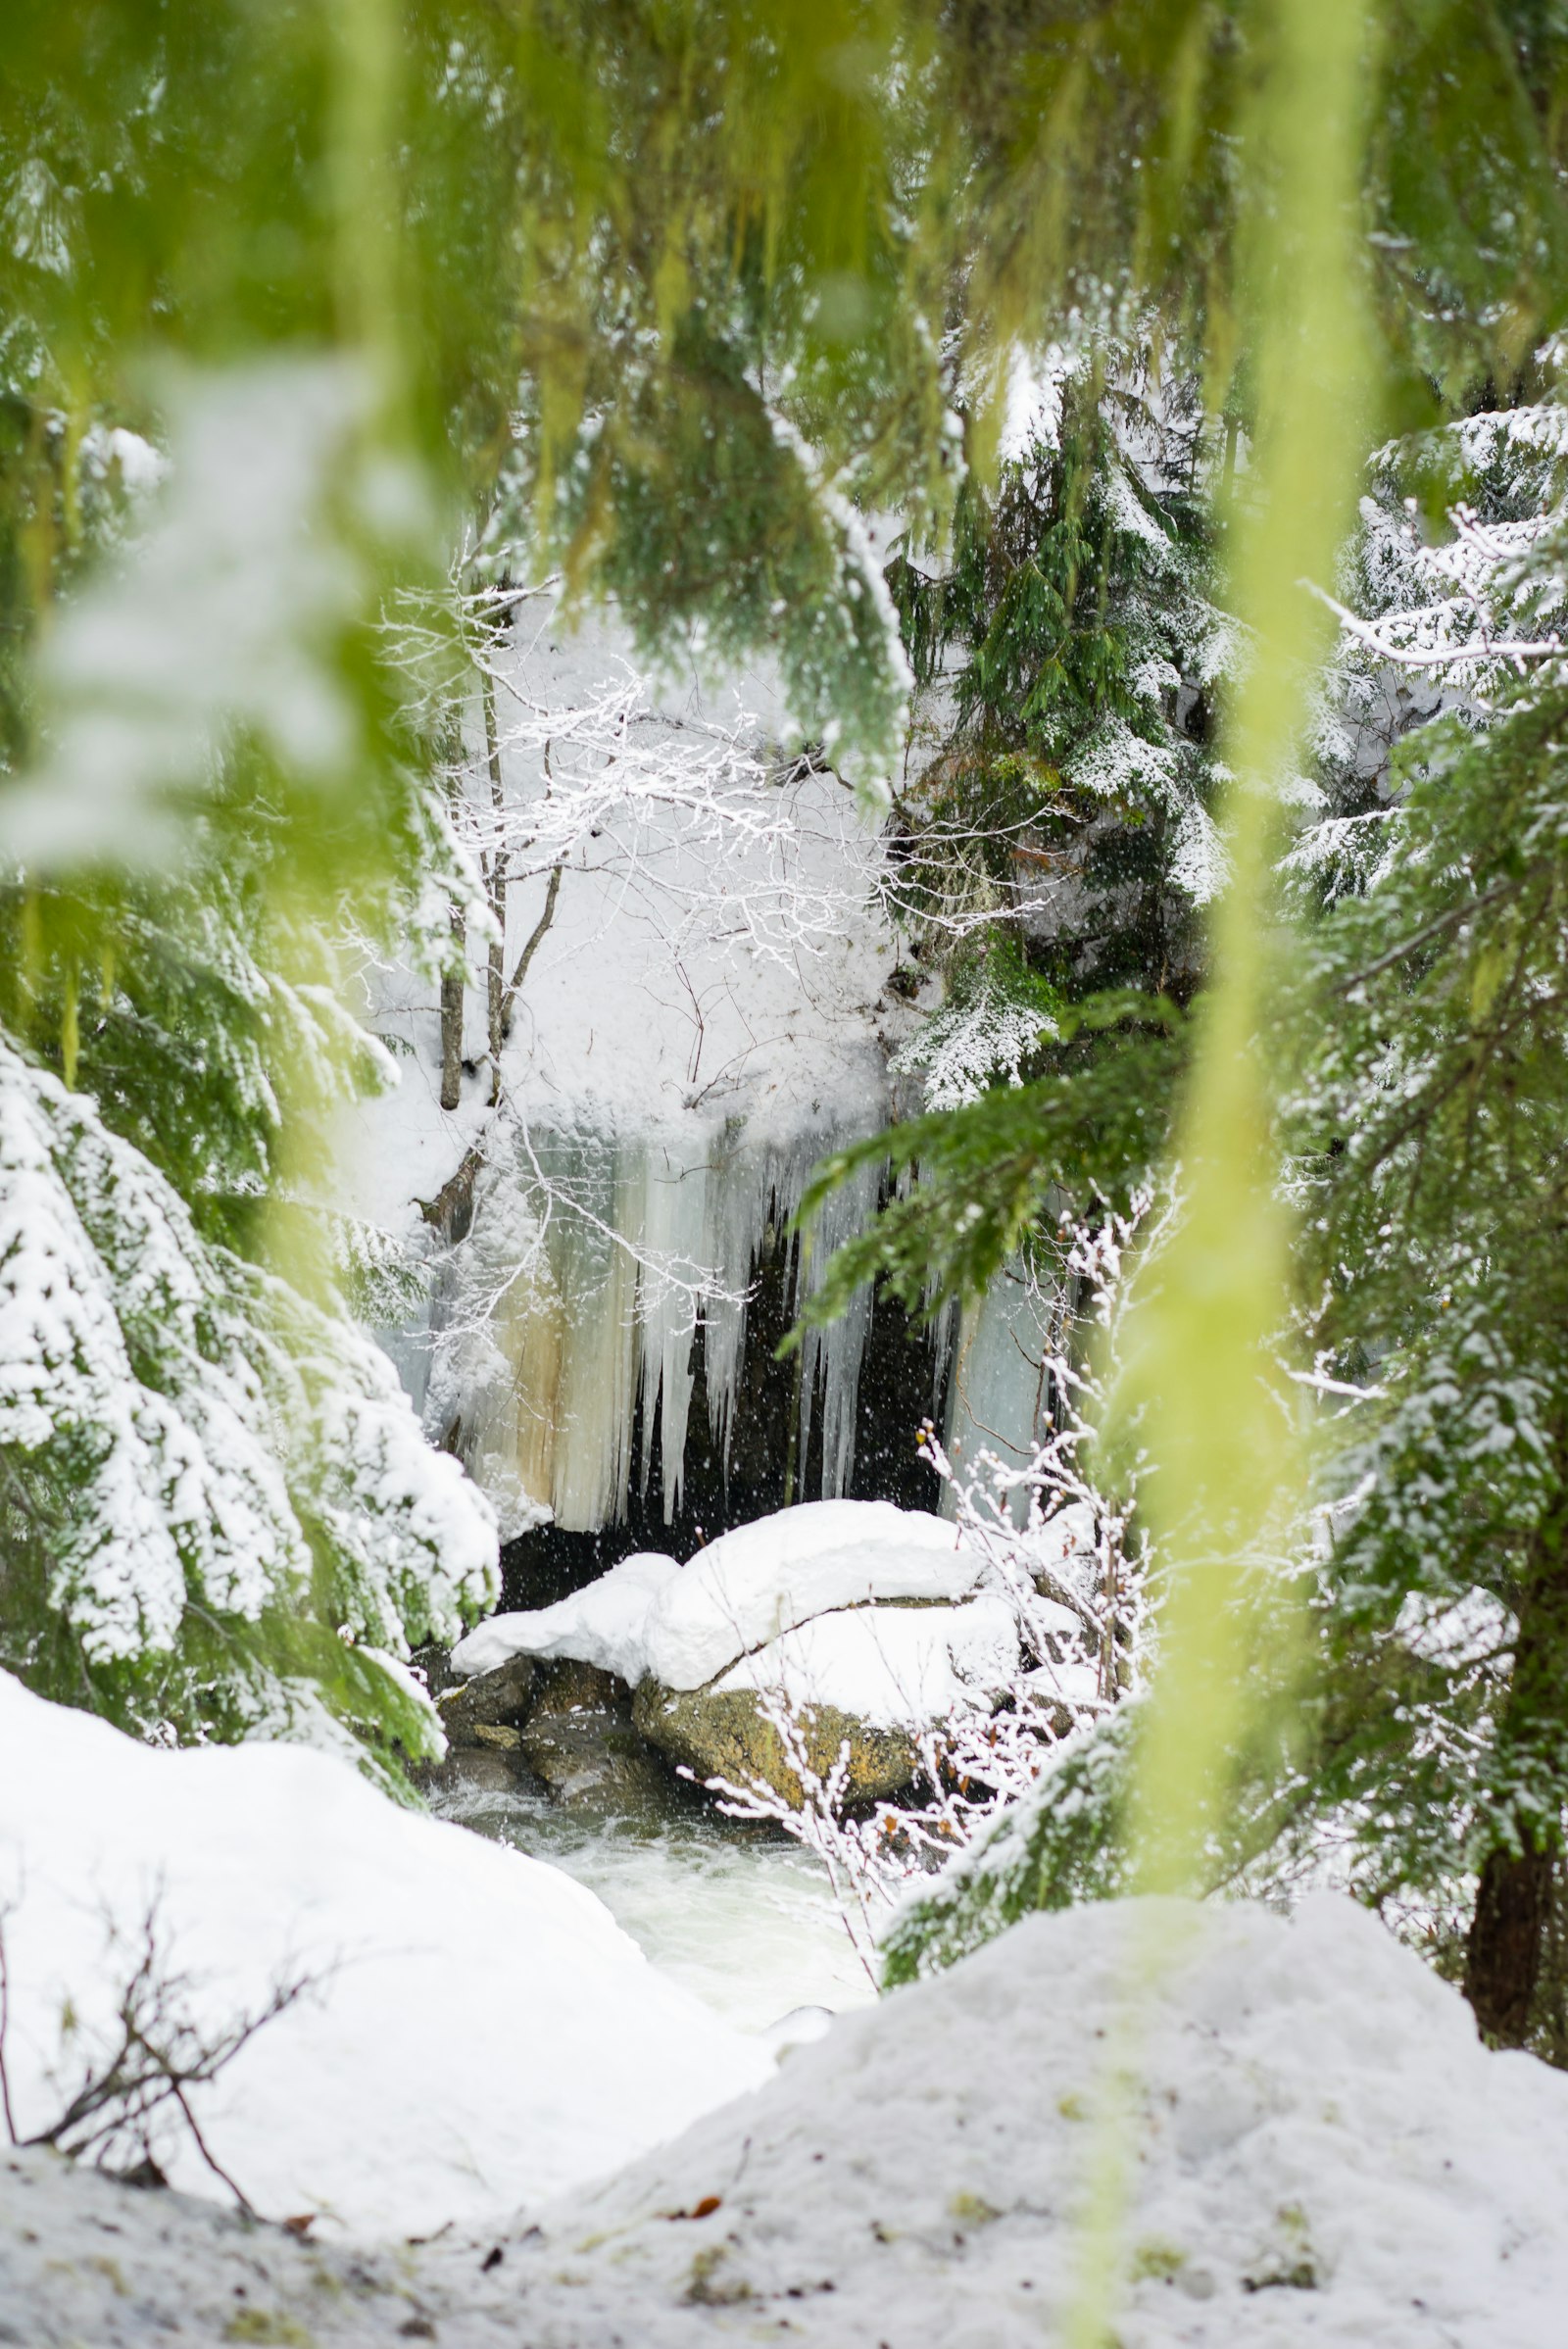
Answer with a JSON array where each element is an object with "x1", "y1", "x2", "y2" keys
[{"x1": 429, "y1": 1774, "x2": 876, "y2": 2034}]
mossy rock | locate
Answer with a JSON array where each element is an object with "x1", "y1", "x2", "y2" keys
[
  {"x1": 633, "y1": 1677, "x2": 918, "y2": 1807},
  {"x1": 528, "y1": 1656, "x2": 631, "y2": 1717},
  {"x1": 436, "y1": 1652, "x2": 537, "y2": 1745},
  {"x1": 514, "y1": 1658, "x2": 669, "y2": 1811}
]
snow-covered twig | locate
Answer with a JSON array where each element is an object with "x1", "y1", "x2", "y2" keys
[
  {"x1": 1304, "y1": 577, "x2": 1567, "y2": 676},
  {"x1": 0, "y1": 1892, "x2": 325, "y2": 2217}
]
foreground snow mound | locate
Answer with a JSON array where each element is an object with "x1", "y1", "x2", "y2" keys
[
  {"x1": 0, "y1": 1672, "x2": 769, "y2": 2238},
  {"x1": 471, "y1": 1894, "x2": 1568, "y2": 2347},
  {"x1": 451, "y1": 1547, "x2": 678, "y2": 1683},
  {"x1": 7, "y1": 1894, "x2": 1568, "y2": 2346},
  {"x1": 644, "y1": 1498, "x2": 983, "y2": 1690}
]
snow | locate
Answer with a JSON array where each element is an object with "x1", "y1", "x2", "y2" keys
[
  {"x1": 1029, "y1": 1496, "x2": 1098, "y2": 1575},
  {"x1": 450, "y1": 1891, "x2": 1568, "y2": 2346},
  {"x1": 450, "y1": 1502, "x2": 996, "y2": 1715},
  {"x1": 0, "y1": 1669, "x2": 770, "y2": 2239},
  {"x1": 335, "y1": 597, "x2": 927, "y2": 1533},
  {"x1": 338, "y1": 603, "x2": 902, "y2": 1232},
  {"x1": 640, "y1": 1499, "x2": 984, "y2": 1690},
  {"x1": 9, "y1": 1891, "x2": 1568, "y2": 2345},
  {"x1": 714, "y1": 1592, "x2": 1020, "y2": 1731},
  {"x1": 450, "y1": 1547, "x2": 679, "y2": 1683}
]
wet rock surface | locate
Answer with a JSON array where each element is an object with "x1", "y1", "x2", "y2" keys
[
  {"x1": 517, "y1": 1658, "x2": 671, "y2": 1812},
  {"x1": 435, "y1": 1652, "x2": 537, "y2": 1744},
  {"x1": 417, "y1": 1743, "x2": 542, "y2": 1800},
  {"x1": 633, "y1": 1676, "x2": 918, "y2": 1805}
]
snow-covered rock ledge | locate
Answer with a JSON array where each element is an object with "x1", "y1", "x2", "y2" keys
[
  {"x1": 449, "y1": 1499, "x2": 1069, "y2": 1803},
  {"x1": 6, "y1": 1894, "x2": 1568, "y2": 2347}
]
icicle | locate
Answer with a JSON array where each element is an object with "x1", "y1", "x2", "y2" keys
[
  {"x1": 794, "y1": 1150, "x2": 883, "y2": 1499},
  {"x1": 941, "y1": 1256, "x2": 1057, "y2": 1529},
  {"x1": 633, "y1": 1132, "x2": 709, "y2": 1523},
  {"x1": 433, "y1": 1095, "x2": 922, "y2": 1534}
]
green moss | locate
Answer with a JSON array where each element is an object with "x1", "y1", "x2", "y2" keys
[
  {"x1": 222, "y1": 2311, "x2": 315, "y2": 2345},
  {"x1": 1130, "y1": 2239, "x2": 1187, "y2": 2282}
]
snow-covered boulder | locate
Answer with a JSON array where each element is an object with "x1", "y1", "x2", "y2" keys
[
  {"x1": 635, "y1": 1591, "x2": 1019, "y2": 1801},
  {"x1": 452, "y1": 1504, "x2": 1020, "y2": 1808},
  {"x1": 450, "y1": 1547, "x2": 679, "y2": 1686},
  {"x1": 630, "y1": 1503, "x2": 1013, "y2": 1804},
  {"x1": 0, "y1": 1671, "x2": 770, "y2": 2238},
  {"x1": 641, "y1": 1499, "x2": 984, "y2": 1691}
]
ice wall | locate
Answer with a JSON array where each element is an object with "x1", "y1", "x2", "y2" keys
[{"x1": 427, "y1": 1105, "x2": 893, "y2": 1538}]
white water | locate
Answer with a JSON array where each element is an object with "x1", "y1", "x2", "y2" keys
[{"x1": 427, "y1": 1776, "x2": 876, "y2": 2033}]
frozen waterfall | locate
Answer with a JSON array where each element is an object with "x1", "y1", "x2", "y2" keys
[{"x1": 423, "y1": 1106, "x2": 890, "y2": 1537}]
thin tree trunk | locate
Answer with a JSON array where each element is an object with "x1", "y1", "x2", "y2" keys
[
  {"x1": 499, "y1": 861, "x2": 563, "y2": 1039},
  {"x1": 482, "y1": 669, "x2": 509, "y2": 1106},
  {"x1": 416, "y1": 1140, "x2": 485, "y2": 1247},
  {"x1": 1465, "y1": 1463, "x2": 1568, "y2": 2044},
  {"x1": 439, "y1": 896, "x2": 466, "y2": 1111}
]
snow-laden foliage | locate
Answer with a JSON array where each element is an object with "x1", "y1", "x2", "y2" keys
[
  {"x1": 0, "y1": 362, "x2": 430, "y2": 876},
  {"x1": 1343, "y1": 397, "x2": 1568, "y2": 697},
  {"x1": 890, "y1": 942, "x2": 1060, "y2": 1110},
  {"x1": 0, "y1": 350, "x2": 504, "y2": 1772},
  {"x1": 476, "y1": 380, "x2": 915, "y2": 805},
  {"x1": 0, "y1": 1041, "x2": 496, "y2": 1762},
  {"x1": 804, "y1": 382, "x2": 1568, "y2": 2045},
  {"x1": 887, "y1": 355, "x2": 1233, "y2": 1004},
  {"x1": 1229, "y1": 370, "x2": 1568, "y2": 2047},
  {"x1": 396, "y1": 580, "x2": 883, "y2": 982}
]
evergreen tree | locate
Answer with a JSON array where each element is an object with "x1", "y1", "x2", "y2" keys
[
  {"x1": 1278, "y1": 384, "x2": 1568, "y2": 2045},
  {"x1": 890, "y1": 358, "x2": 1228, "y2": 999},
  {"x1": 858, "y1": 379, "x2": 1568, "y2": 2058}
]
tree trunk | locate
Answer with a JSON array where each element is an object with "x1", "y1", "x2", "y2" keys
[
  {"x1": 482, "y1": 670, "x2": 509, "y2": 1107},
  {"x1": 1467, "y1": 1846, "x2": 1553, "y2": 2044},
  {"x1": 1465, "y1": 1465, "x2": 1568, "y2": 2045},
  {"x1": 439, "y1": 896, "x2": 466, "y2": 1111}
]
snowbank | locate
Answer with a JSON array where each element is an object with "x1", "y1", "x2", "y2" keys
[
  {"x1": 451, "y1": 1548, "x2": 678, "y2": 1683},
  {"x1": 0, "y1": 1672, "x2": 770, "y2": 2237},
  {"x1": 642, "y1": 1499, "x2": 983, "y2": 1690},
  {"x1": 8, "y1": 1892, "x2": 1568, "y2": 2345},
  {"x1": 713, "y1": 1591, "x2": 1018, "y2": 1731},
  {"x1": 468, "y1": 1891, "x2": 1568, "y2": 2346}
]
